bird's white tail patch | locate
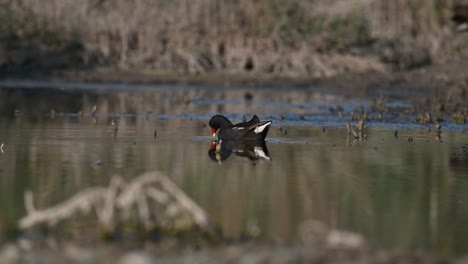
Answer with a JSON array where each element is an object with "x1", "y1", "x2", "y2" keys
[{"x1": 254, "y1": 122, "x2": 272, "y2": 134}]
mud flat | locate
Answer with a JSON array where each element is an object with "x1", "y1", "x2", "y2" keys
[{"x1": 3, "y1": 58, "x2": 467, "y2": 102}]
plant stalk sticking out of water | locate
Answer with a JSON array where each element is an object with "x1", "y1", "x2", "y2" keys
[
  {"x1": 357, "y1": 119, "x2": 365, "y2": 131},
  {"x1": 346, "y1": 121, "x2": 360, "y2": 139},
  {"x1": 91, "y1": 105, "x2": 97, "y2": 117},
  {"x1": 111, "y1": 120, "x2": 118, "y2": 137},
  {"x1": 346, "y1": 122, "x2": 352, "y2": 135},
  {"x1": 352, "y1": 128, "x2": 359, "y2": 139},
  {"x1": 435, "y1": 123, "x2": 442, "y2": 140},
  {"x1": 347, "y1": 119, "x2": 367, "y2": 142}
]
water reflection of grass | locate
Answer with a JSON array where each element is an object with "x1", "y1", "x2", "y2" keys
[
  {"x1": 1, "y1": 106, "x2": 468, "y2": 255},
  {"x1": 181, "y1": 131, "x2": 468, "y2": 255}
]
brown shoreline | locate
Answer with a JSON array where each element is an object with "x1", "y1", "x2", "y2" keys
[
  {"x1": 2, "y1": 58, "x2": 467, "y2": 116},
  {"x1": 2, "y1": 58, "x2": 467, "y2": 93}
]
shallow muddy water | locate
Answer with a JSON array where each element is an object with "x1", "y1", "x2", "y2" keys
[{"x1": 0, "y1": 82, "x2": 468, "y2": 257}]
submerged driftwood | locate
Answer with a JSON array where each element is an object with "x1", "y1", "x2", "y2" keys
[{"x1": 19, "y1": 171, "x2": 212, "y2": 232}]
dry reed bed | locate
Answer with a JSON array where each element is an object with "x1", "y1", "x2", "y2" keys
[{"x1": 1, "y1": 0, "x2": 467, "y2": 77}]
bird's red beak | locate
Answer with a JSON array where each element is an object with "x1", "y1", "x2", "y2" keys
[{"x1": 211, "y1": 127, "x2": 217, "y2": 138}]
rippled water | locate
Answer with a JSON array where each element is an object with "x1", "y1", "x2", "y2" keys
[{"x1": 0, "y1": 83, "x2": 467, "y2": 256}]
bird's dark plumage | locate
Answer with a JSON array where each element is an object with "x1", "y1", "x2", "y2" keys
[{"x1": 209, "y1": 115, "x2": 272, "y2": 141}]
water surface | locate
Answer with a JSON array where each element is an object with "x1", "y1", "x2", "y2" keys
[{"x1": 0, "y1": 83, "x2": 467, "y2": 256}]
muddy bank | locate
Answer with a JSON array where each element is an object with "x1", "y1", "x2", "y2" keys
[
  {"x1": 2, "y1": 57, "x2": 466, "y2": 94},
  {"x1": 2, "y1": 57, "x2": 467, "y2": 116}
]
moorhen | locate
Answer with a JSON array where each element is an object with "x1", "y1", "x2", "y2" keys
[{"x1": 209, "y1": 115, "x2": 272, "y2": 141}]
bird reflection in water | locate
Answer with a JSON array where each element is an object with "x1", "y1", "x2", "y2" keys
[{"x1": 208, "y1": 140, "x2": 271, "y2": 164}]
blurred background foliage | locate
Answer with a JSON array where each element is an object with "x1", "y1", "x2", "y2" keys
[{"x1": 1, "y1": 0, "x2": 468, "y2": 76}]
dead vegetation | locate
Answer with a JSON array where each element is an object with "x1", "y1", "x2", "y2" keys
[
  {"x1": 20, "y1": 171, "x2": 213, "y2": 233},
  {"x1": 1, "y1": 0, "x2": 468, "y2": 77}
]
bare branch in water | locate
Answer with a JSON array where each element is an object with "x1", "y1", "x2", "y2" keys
[
  {"x1": 19, "y1": 171, "x2": 212, "y2": 232},
  {"x1": 20, "y1": 187, "x2": 107, "y2": 229}
]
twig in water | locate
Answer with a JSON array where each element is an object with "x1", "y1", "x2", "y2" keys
[
  {"x1": 357, "y1": 119, "x2": 365, "y2": 131},
  {"x1": 19, "y1": 171, "x2": 213, "y2": 233}
]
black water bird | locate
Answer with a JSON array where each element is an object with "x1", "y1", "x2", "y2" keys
[{"x1": 209, "y1": 115, "x2": 272, "y2": 141}]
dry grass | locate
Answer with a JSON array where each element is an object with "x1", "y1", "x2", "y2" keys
[{"x1": 1, "y1": 0, "x2": 466, "y2": 76}]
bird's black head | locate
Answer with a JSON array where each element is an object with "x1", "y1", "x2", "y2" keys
[
  {"x1": 209, "y1": 115, "x2": 233, "y2": 138},
  {"x1": 209, "y1": 115, "x2": 233, "y2": 130}
]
